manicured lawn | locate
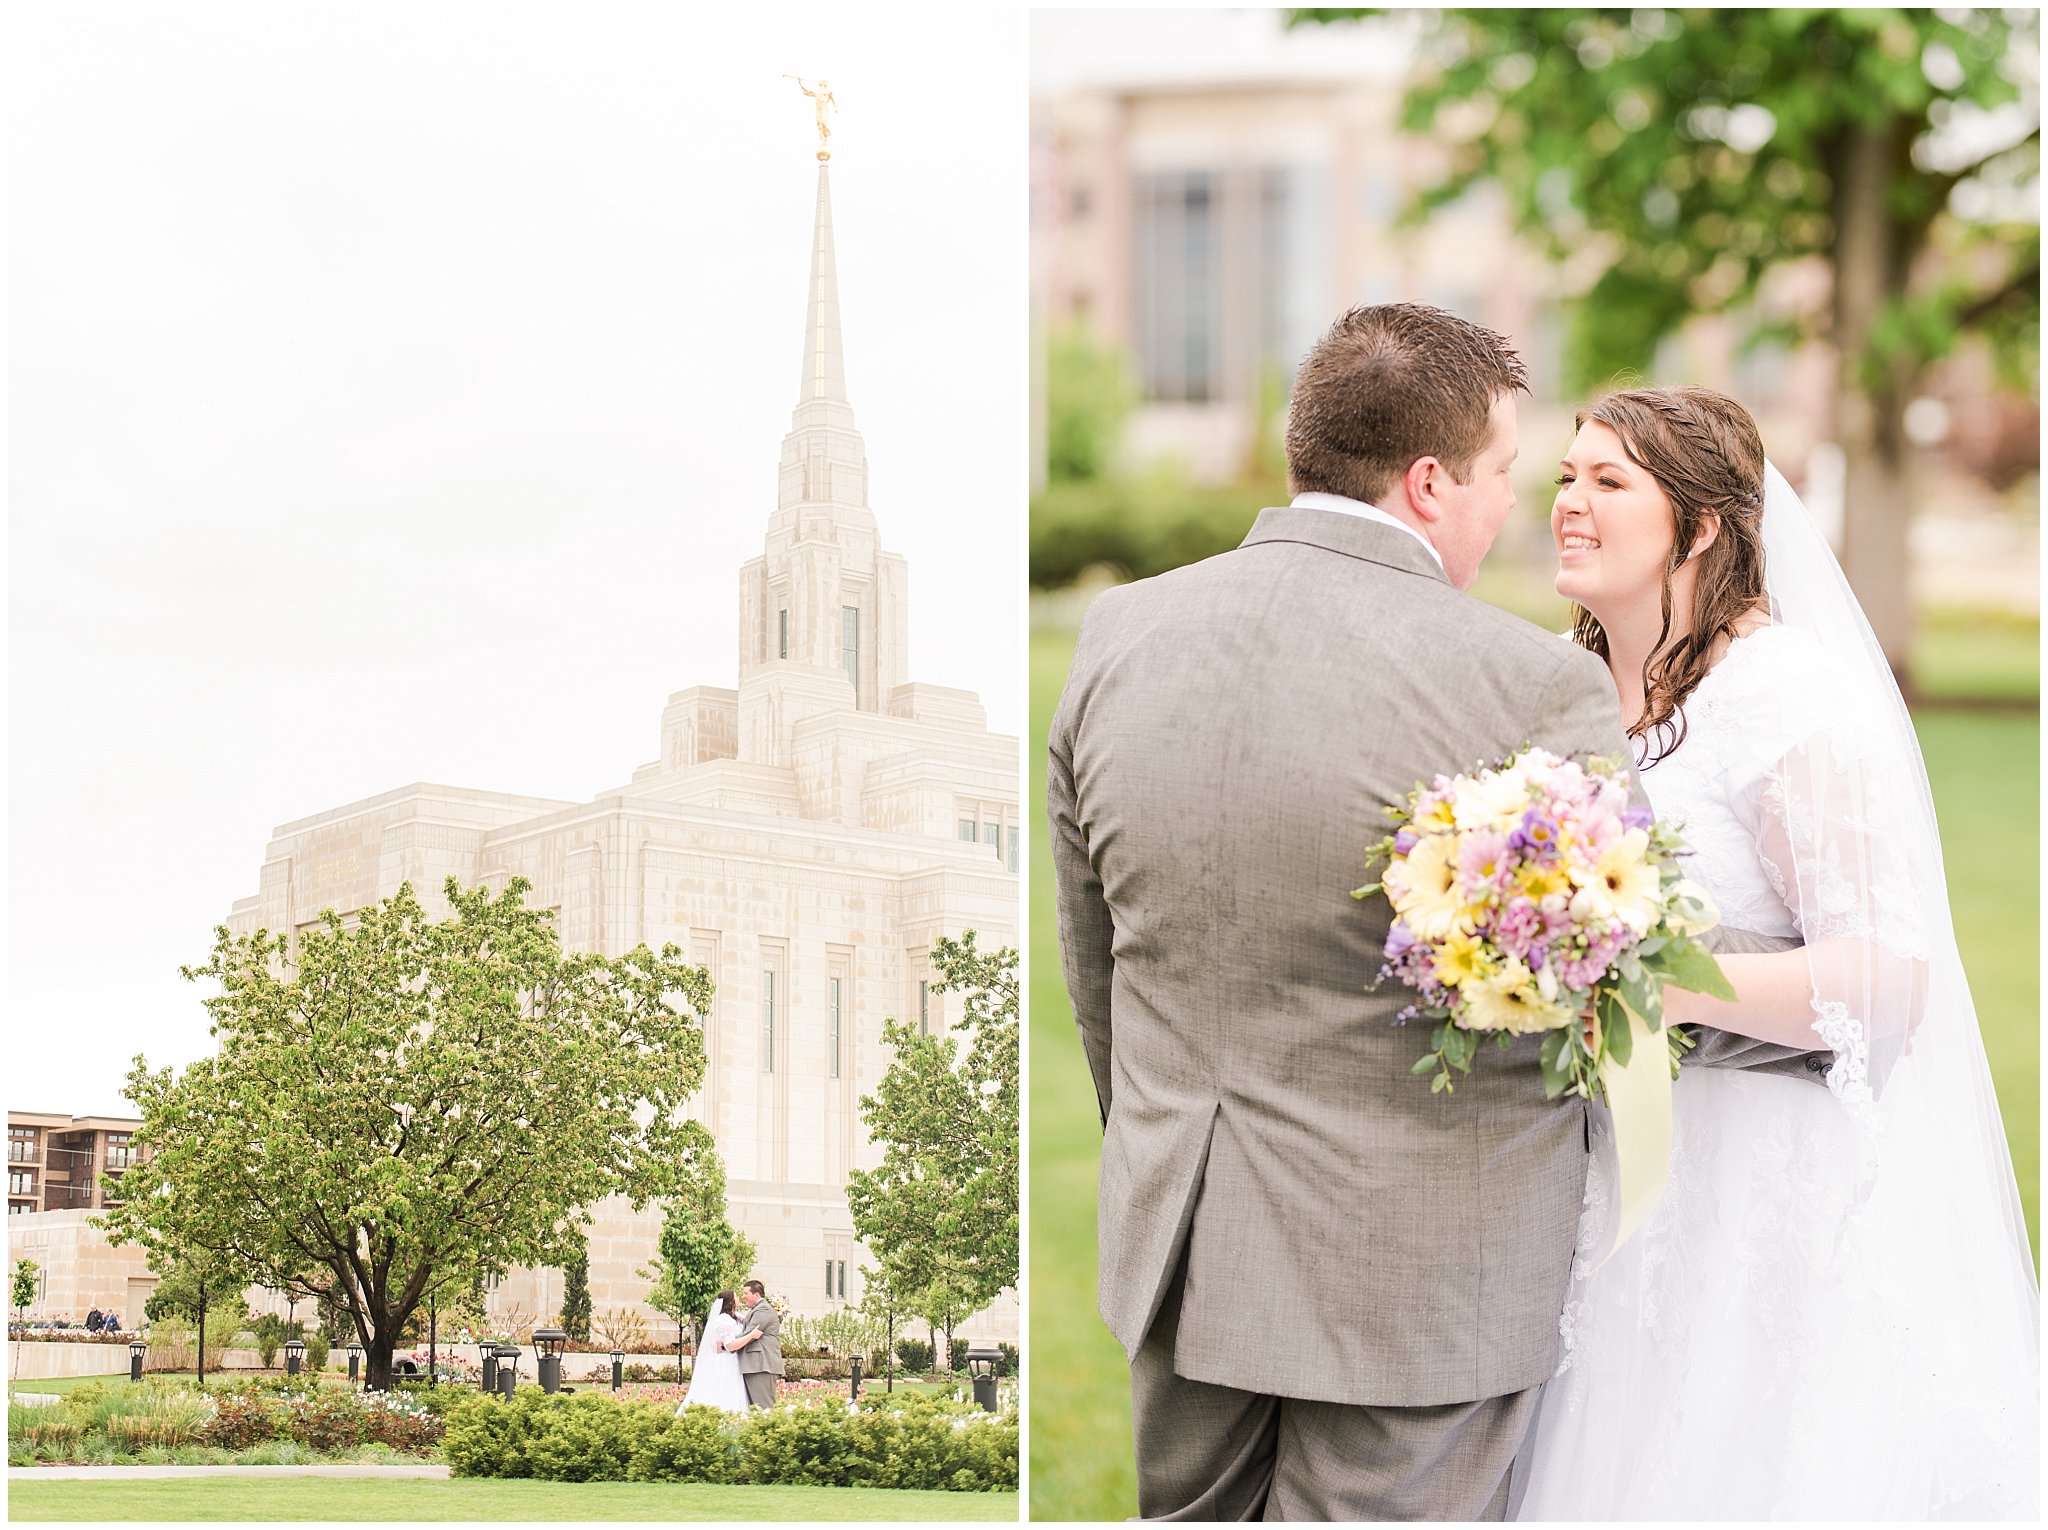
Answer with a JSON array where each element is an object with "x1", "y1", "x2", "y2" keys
[
  {"x1": 1028, "y1": 617, "x2": 2040, "y2": 1523},
  {"x1": 9, "y1": 1375, "x2": 134, "y2": 1396},
  {"x1": 5, "y1": 1478, "x2": 1018, "y2": 1522}
]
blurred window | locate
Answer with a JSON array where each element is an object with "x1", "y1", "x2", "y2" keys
[{"x1": 1135, "y1": 171, "x2": 1218, "y2": 402}]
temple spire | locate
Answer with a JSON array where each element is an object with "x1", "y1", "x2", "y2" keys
[{"x1": 797, "y1": 165, "x2": 850, "y2": 414}]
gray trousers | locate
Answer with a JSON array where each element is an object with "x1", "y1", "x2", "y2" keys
[
  {"x1": 1133, "y1": 1275, "x2": 1542, "y2": 1522},
  {"x1": 742, "y1": 1370, "x2": 778, "y2": 1409}
]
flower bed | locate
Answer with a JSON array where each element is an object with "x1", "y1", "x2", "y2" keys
[
  {"x1": 7, "y1": 1326, "x2": 145, "y2": 1344},
  {"x1": 6, "y1": 1380, "x2": 445, "y2": 1467},
  {"x1": 439, "y1": 1388, "x2": 1017, "y2": 1491}
]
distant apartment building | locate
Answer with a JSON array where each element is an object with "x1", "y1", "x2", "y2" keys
[
  {"x1": 8, "y1": 1111, "x2": 157, "y2": 1321},
  {"x1": 8, "y1": 1111, "x2": 146, "y2": 1216}
]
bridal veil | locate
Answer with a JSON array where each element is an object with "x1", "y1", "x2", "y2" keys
[{"x1": 1749, "y1": 461, "x2": 2037, "y2": 1513}]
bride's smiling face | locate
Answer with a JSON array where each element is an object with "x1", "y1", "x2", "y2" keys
[{"x1": 1551, "y1": 421, "x2": 1678, "y2": 619}]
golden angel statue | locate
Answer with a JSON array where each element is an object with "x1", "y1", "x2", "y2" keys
[{"x1": 786, "y1": 76, "x2": 838, "y2": 159}]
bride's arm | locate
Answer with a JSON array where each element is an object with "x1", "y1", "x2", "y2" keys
[
  {"x1": 1681, "y1": 721, "x2": 1931, "y2": 1077},
  {"x1": 1667, "y1": 946, "x2": 1843, "y2": 1048}
]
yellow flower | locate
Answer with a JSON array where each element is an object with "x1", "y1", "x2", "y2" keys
[
  {"x1": 1584, "y1": 829, "x2": 1662, "y2": 934},
  {"x1": 1458, "y1": 957, "x2": 1575, "y2": 1035},
  {"x1": 1432, "y1": 930, "x2": 1493, "y2": 989},
  {"x1": 1517, "y1": 862, "x2": 1571, "y2": 903},
  {"x1": 1416, "y1": 795, "x2": 1458, "y2": 832},
  {"x1": 1386, "y1": 832, "x2": 1469, "y2": 942}
]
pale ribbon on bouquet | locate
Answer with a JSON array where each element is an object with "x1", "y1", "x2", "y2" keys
[{"x1": 1592, "y1": 995, "x2": 1674, "y2": 1267}]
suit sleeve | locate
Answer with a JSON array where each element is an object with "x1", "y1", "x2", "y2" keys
[
  {"x1": 1048, "y1": 629, "x2": 1117, "y2": 1127},
  {"x1": 1532, "y1": 645, "x2": 1829, "y2": 1086},
  {"x1": 1684, "y1": 925, "x2": 1832, "y2": 1084}
]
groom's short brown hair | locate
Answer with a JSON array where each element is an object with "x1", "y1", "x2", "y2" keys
[{"x1": 1285, "y1": 303, "x2": 1528, "y2": 505}]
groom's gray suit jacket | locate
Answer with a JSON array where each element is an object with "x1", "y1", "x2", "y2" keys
[
  {"x1": 734, "y1": 1300, "x2": 783, "y2": 1377},
  {"x1": 1049, "y1": 507, "x2": 1816, "y2": 1412}
]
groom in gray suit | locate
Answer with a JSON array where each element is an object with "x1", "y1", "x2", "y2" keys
[
  {"x1": 727, "y1": 1279, "x2": 784, "y2": 1410},
  {"x1": 1050, "y1": 303, "x2": 1813, "y2": 1521}
]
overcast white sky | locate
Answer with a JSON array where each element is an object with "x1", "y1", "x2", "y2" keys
[
  {"x1": 1031, "y1": 7, "x2": 1404, "y2": 95},
  {"x1": 9, "y1": 5, "x2": 1027, "y2": 1115}
]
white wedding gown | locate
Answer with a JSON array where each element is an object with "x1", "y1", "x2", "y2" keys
[
  {"x1": 679, "y1": 1307, "x2": 749, "y2": 1414},
  {"x1": 1516, "y1": 626, "x2": 2039, "y2": 1520}
]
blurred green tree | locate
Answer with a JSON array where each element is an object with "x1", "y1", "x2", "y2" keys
[
  {"x1": 1293, "y1": 7, "x2": 2039, "y2": 677},
  {"x1": 1047, "y1": 322, "x2": 1137, "y2": 482}
]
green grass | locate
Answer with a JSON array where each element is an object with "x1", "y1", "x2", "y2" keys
[
  {"x1": 10, "y1": 1375, "x2": 136, "y2": 1396},
  {"x1": 1913, "y1": 606, "x2": 2041, "y2": 702},
  {"x1": 1028, "y1": 618, "x2": 2040, "y2": 1523},
  {"x1": 5, "y1": 1478, "x2": 1017, "y2": 1522}
]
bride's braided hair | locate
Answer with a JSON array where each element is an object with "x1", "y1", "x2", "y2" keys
[{"x1": 1568, "y1": 386, "x2": 1768, "y2": 767}]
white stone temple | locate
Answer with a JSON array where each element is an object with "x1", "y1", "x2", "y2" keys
[{"x1": 223, "y1": 162, "x2": 1019, "y2": 1343}]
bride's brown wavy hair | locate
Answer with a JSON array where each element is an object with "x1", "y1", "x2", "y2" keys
[{"x1": 1569, "y1": 386, "x2": 1768, "y2": 767}]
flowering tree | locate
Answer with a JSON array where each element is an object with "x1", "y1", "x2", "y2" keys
[{"x1": 101, "y1": 877, "x2": 712, "y2": 1391}]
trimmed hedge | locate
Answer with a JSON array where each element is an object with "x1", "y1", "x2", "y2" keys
[{"x1": 440, "y1": 1388, "x2": 1017, "y2": 1492}]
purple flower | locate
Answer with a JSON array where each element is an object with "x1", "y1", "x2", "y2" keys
[
  {"x1": 1393, "y1": 827, "x2": 1420, "y2": 856},
  {"x1": 1510, "y1": 807, "x2": 1561, "y2": 860},
  {"x1": 1622, "y1": 805, "x2": 1653, "y2": 833}
]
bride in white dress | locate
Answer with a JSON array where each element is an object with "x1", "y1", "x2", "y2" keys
[
  {"x1": 1514, "y1": 387, "x2": 2038, "y2": 1520},
  {"x1": 678, "y1": 1290, "x2": 749, "y2": 1415}
]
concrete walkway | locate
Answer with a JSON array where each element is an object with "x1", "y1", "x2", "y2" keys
[{"x1": 11, "y1": 1464, "x2": 451, "y2": 1480}]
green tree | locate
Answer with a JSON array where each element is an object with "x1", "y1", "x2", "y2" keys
[
  {"x1": 1293, "y1": 7, "x2": 2040, "y2": 677},
  {"x1": 100, "y1": 877, "x2": 713, "y2": 1391},
  {"x1": 642, "y1": 1121, "x2": 756, "y2": 1332},
  {"x1": 558, "y1": 1234, "x2": 592, "y2": 1343},
  {"x1": 847, "y1": 933, "x2": 1019, "y2": 1342},
  {"x1": 10, "y1": 1258, "x2": 39, "y2": 1397},
  {"x1": 138, "y1": 1246, "x2": 252, "y2": 1387},
  {"x1": 1048, "y1": 321, "x2": 1138, "y2": 482}
]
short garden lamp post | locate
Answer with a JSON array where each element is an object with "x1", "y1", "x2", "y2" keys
[
  {"x1": 966, "y1": 1343, "x2": 1003, "y2": 1413},
  {"x1": 533, "y1": 1326, "x2": 568, "y2": 1394},
  {"x1": 477, "y1": 1337, "x2": 497, "y2": 1393},
  {"x1": 610, "y1": 1347, "x2": 624, "y2": 1392},
  {"x1": 494, "y1": 1343, "x2": 521, "y2": 1399},
  {"x1": 128, "y1": 1337, "x2": 147, "y2": 1384},
  {"x1": 849, "y1": 1354, "x2": 862, "y2": 1401},
  {"x1": 283, "y1": 1337, "x2": 307, "y2": 1377},
  {"x1": 346, "y1": 1340, "x2": 364, "y2": 1389}
]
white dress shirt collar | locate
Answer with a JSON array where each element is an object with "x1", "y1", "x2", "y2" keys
[{"x1": 1289, "y1": 491, "x2": 1446, "y2": 573}]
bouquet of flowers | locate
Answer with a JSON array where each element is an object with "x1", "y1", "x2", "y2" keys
[{"x1": 1355, "y1": 746, "x2": 1734, "y2": 1099}]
